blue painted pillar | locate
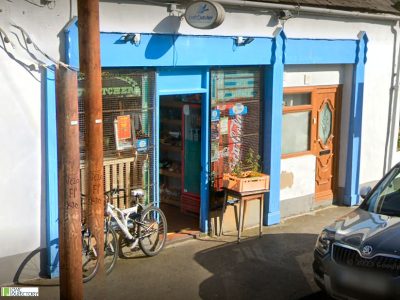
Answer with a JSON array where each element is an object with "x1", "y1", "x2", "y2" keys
[
  {"x1": 263, "y1": 29, "x2": 286, "y2": 225},
  {"x1": 154, "y1": 73, "x2": 161, "y2": 208},
  {"x1": 44, "y1": 66, "x2": 60, "y2": 278},
  {"x1": 200, "y1": 69, "x2": 210, "y2": 233},
  {"x1": 344, "y1": 32, "x2": 368, "y2": 206}
]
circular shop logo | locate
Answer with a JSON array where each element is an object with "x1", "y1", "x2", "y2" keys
[
  {"x1": 185, "y1": 1, "x2": 225, "y2": 29},
  {"x1": 362, "y1": 245, "x2": 373, "y2": 256}
]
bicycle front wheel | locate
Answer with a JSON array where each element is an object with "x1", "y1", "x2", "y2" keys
[
  {"x1": 82, "y1": 223, "x2": 119, "y2": 282},
  {"x1": 139, "y1": 206, "x2": 167, "y2": 257}
]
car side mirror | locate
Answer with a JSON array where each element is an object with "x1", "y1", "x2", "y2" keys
[{"x1": 360, "y1": 186, "x2": 372, "y2": 199}]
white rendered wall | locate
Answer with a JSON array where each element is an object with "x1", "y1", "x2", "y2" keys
[
  {"x1": 0, "y1": 0, "x2": 397, "y2": 265},
  {"x1": 280, "y1": 155, "x2": 316, "y2": 200},
  {"x1": 0, "y1": 1, "x2": 73, "y2": 265},
  {"x1": 283, "y1": 65, "x2": 344, "y2": 88},
  {"x1": 359, "y1": 29, "x2": 395, "y2": 184},
  {"x1": 0, "y1": 49, "x2": 42, "y2": 258}
]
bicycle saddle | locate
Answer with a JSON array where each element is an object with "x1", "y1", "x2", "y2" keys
[{"x1": 131, "y1": 188, "x2": 145, "y2": 198}]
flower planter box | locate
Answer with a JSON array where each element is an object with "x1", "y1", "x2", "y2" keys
[{"x1": 223, "y1": 173, "x2": 270, "y2": 192}]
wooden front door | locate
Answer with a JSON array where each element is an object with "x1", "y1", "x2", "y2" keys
[{"x1": 314, "y1": 87, "x2": 340, "y2": 201}]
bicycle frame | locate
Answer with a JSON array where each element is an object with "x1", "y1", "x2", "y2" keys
[{"x1": 105, "y1": 202, "x2": 140, "y2": 244}]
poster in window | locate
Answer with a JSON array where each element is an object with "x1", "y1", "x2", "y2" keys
[
  {"x1": 211, "y1": 122, "x2": 220, "y2": 141},
  {"x1": 211, "y1": 142, "x2": 219, "y2": 162},
  {"x1": 220, "y1": 117, "x2": 229, "y2": 135},
  {"x1": 114, "y1": 115, "x2": 133, "y2": 150}
]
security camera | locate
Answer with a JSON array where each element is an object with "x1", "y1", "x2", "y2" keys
[
  {"x1": 124, "y1": 33, "x2": 141, "y2": 46},
  {"x1": 235, "y1": 36, "x2": 255, "y2": 46},
  {"x1": 133, "y1": 33, "x2": 141, "y2": 46},
  {"x1": 278, "y1": 10, "x2": 293, "y2": 21}
]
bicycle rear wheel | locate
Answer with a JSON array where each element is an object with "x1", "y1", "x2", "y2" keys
[
  {"x1": 139, "y1": 206, "x2": 167, "y2": 257},
  {"x1": 82, "y1": 223, "x2": 118, "y2": 282}
]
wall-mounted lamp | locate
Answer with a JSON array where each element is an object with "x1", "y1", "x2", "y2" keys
[
  {"x1": 277, "y1": 9, "x2": 293, "y2": 25},
  {"x1": 124, "y1": 33, "x2": 141, "y2": 46},
  {"x1": 278, "y1": 10, "x2": 293, "y2": 21},
  {"x1": 234, "y1": 36, "x2": 254, "y2": 47}
]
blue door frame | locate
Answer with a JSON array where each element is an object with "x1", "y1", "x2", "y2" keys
[
  {"x1": 156, "y1": 67, "x2": 210, "y2": 232},
  {"x1": 45, "y1": 19, "x2": 368, "y2": 277}
]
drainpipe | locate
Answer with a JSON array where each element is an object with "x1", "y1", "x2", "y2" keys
[
  {"x1": 384, "y1": 20, "x2": 400, "y2": 173},
  {"x1": 216, "y1": 0, "x2": 400, "y2": 21}
]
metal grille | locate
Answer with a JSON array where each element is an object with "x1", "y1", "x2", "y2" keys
[
  {"x1": 210, "y1": 68, "x2": 263, "y2": 191},
  {"x1": 333, "y1": 244, "x2": 400, "y2": 277},
  {"x1": 78, "y1": 69, "x2": 155, "y2": 208}
]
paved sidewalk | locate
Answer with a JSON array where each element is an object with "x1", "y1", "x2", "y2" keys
[{"x1": 15, "y1": 205, "x2": 353, "y2": 300}]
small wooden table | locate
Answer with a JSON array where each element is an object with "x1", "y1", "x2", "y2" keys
[{"x1": 219, "y1": 188, "x2": 269, "y2": 243}]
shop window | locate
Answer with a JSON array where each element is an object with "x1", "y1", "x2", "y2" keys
[
  {"x1": 78, "y1": 69, "x2": 155, "y2": 206},
  {"x1": 210, "y1": 67, "x2": 263, "y2": 194},
  {"x1": 282, "y1": 92, "x2": 312, "y2": 156}
]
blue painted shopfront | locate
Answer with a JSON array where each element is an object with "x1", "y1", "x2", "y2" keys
[{"x1": 45, "y1": 19, "x2": 368, "y2": 277}]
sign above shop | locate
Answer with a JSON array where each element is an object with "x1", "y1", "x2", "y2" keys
[
  {"x1": 184, "y1": 1, "x2": 225, "y2": 29},
  {"x1": 78, "y1": 76, "x2": 141, "y2": 98}
]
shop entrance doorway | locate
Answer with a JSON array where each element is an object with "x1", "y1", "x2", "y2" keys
[{"x1": 159, "y1": 94, "x2": 201, "y2": 239}]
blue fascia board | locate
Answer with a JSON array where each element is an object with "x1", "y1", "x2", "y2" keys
[
  {"x1": 285, "y1": 38, "x2": 357, "y2": 65},
  {"x1": 157, "y1": 67, "x2": 207, "y2": 92},
  {"x1": 44, "y1": 66, "x2": 60, "y2": 278},
  {"x1": 102, "y1": 33, "x2": 174, "y2": 67},
  {"x1": 64, "y1": 16, "x2": 359, "y2": 68},
  {"x1": 65, "y1": 25, "x2": 274, "y2": 68},
  {"x1": 173, "y1": 35, "x2": 272, "y2": 66},
  {"x1": 100, "y1": 33, "x2": 273, "y2": 67},
  {"x1": 64, "y1": 18, "x2": 358, "y2": 68}
]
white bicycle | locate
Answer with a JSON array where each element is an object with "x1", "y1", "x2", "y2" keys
[{"x1": 81, "y1": 188, "x2": 168, "y2": 282}]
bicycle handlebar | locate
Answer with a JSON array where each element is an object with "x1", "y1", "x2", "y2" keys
[
  {"x1": 104, "y1": 188, "x2": 126, "y2": 197},
  {"x1": 81, "y1": 189, "x2": 127, "y2": 204},
  {"x1": 104, "y1": 188, "x2": 127, "y2": 204}
]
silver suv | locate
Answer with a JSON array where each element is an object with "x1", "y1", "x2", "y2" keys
[{"x1": 313, "y1": 164, "x2": 400, "y2": 300}]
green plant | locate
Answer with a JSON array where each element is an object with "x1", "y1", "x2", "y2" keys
[
  {"x1": 230, "y1": 149, "x2": 261, "y2": 178},
  {"x1": 245, "y1": 148, "x2": 261, "y2": 173},
  {"x1": 231, "y1": 161, "x2": 243, "y2": 177}
]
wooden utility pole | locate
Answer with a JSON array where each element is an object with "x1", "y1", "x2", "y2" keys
[
  {"x1": 77, "y1": 0, "x2": 105, "y2": 276},
  {"x1": 56, "y1": 66, "x2": 83, "y2": 300}
]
